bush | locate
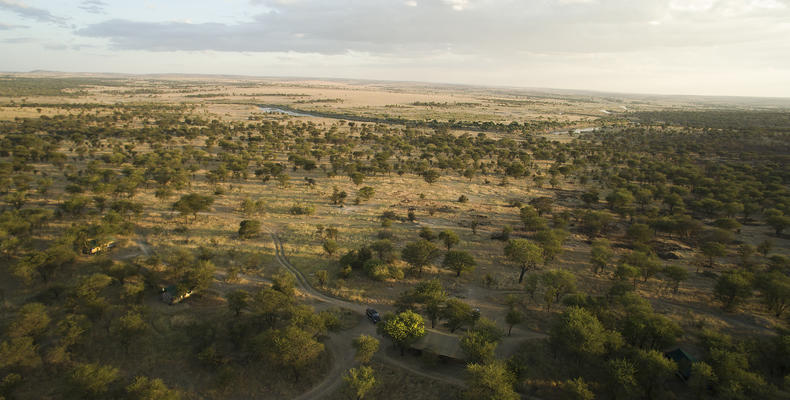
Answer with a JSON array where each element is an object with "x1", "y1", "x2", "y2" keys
[
  {"x1": 323, "y1": 239, "x2": 339, "y2": 256},
  {"x1": 319, "y1": 310, "x2": 341, "y2": 332},
  {"x1": 70, "y1": 363, "x2": 119, "y2": 396},
  {"x1": 491, "y1": 225, "x2": 512, "y2": 241},
  {"x1": 238, "y1": 220, "x2": 261, "y2": 239},
  {"x1": 458, "y1": 195, "x2": 469, "y2": 203},
  {"x1": 369, "y1": 264, "x2": 390, "y2": 281},
  {"x1": 341, "y1": 247, "x2": 373, "y2": 270},
  {"x1": 419, "y1": 226, "x2": 436, "y2": 241},
  {"x1": 700, "y1": 270, "x2": 719, "y2": 279},
  {"x1": 364, "y1": 260, "x2": 389, "y2": 281},
  {"x1": 315, "y1": 270, "x2": 329, "y2": 287},
  {"x1": 289, "y1": 204, "x2": 315, "y2": 215},
  {"x1": 388, "y1": 265, "x2": 405, "y2": 280}
]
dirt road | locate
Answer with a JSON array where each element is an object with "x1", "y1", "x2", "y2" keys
[
  {"x1": 267, "y1": 227, "x2": 469, "y2": 399},
  {"x1": 134, "y1": 221, "x2": 537, "y2": 398}
]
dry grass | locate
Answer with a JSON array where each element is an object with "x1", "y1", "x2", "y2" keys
[{"x1": 325, "y1": 360, "x2": 463, "y2": 400}]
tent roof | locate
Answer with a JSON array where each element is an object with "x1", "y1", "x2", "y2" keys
[
  {"x1": 665, "y1": 348, "x2": 696, "y2": 363},
  {"x1": 410, "y1": 329, "x2": 465, "y2": 360}
]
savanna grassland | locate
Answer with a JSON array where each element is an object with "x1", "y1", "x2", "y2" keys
[{"x1": 1, "y1": 73, "x2": 790, "y2": 400}]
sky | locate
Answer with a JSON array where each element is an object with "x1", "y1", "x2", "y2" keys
[{"x1": 1, "y1": 0, "x2": 789, "y2": 97}]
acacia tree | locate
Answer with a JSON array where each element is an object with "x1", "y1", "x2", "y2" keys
[
  {"x1": 421, "y1": 169, "x2": 440, "y2": 183},
  {"x1": 0, "y1": 336, "x2": 40, "y2": 369},
  {"x1": 442, "y1": 250, "x2": 476, "y2": 277},
  {"x1": 756, "y1": 271, "x2": 790, "y2": 317},
  {"x1": 401, "y1": 239, "x2": 441, "y2": 277},
  {"x1": 397, "y1": 279, "x2": 446, "y2": 328},
  {"x1": 519, "y1": 206, "x2": 547, "y2": 232},
  {"x1": 226, "y1": 290, "x2": 249, "y2": 316},
  {"x1": 635, "y1": 349, "x2": 678, "y2": 400},
  {"x1": 590, "y1": 239, "x2": 613, "y2": 274},
  {"x1": 714, "y1": 271, "x2": 753, "y2": 311},
  {"x1": 560, "y1": 377, "x2": 595, "y2": 400},
  {"x1": 7, "y1": 302, "x2": 50, "y2": 339},
  {"x1": 661, "y1": 265, "x2": 689, "y2": 294},
  {"x1": 688, "y1": 362, "x2": 717, "y2": 399},
  {"x1": 357, "y1": 186, "x2": 375, "y2": 203},
  {"x1": 352, "y1": 334, "x2": 380, "y2": 364},
  {"x1": 370, "y1": 239, "x2": 396, "y2": 262},
  {"x1": 377, "y1": 310, "x2": 425, "y2": 356},
  {"x1": 614, "y1": 263, "x2": 641, "y2": 288},
  {"x1": 504, "y1": 239, "x2": 544, "y2": 283},
  {"x1": 255, "y1": 326, "x2": 324, "y2": 381},
  {"x1": 14, "y1": 244, "x2": 76, "y2": 284},
  {"x1": 550, "y1": 306, "x2": 620, "y2": 363},
  {"x1": 350, "y1": 172, "x2": 365, "y2": 186},
  {"x1": 607, "y1": 189, "x2": 635, "y2": 219},
  {"x1": 331, "y1": 186, "x2": 348, "y2": 205},
  {"x1": 70, "y1": 363, "x2": 120, "y2": 397},
  {"x1": 111, "y1": 310, "x2": 147, "y2": 350},
  {"x1": 126, "y1": 376, "x2": 181, "y2": 400},
  {"x1": 505, "y1": 308, "x2": 523, "y2": 336},
  {"x1": 540, "y1": 269, "x2": 577, "y2": 310},
  {"x1": 535, "y1": 228, "x2": 567, "y2": 265},
  {"x1": 607, "y1": 358, "x2": 638, "y2": 400},
  {"x1": 701, "y1": 241, "x2": 726, "y2": 268},
  {"x1": 238, "y1": 220, "x2": 261, "y2": 239},
  {"x1": 172, "y1": 193, "x2": 213, "y2": 222},
  {"x1": 623, "y1": 251, "x2": 662, "y2": 283},
  {"x1": 441, "y1": 298, "x2": 473, "y2": 333},
  {"x1": 438, "y1": 230, "x2": 459, "y2": 251},
  {"x1": 344, "y1": 366, "x2": 376, "y2": 400},
  {"x1": 766, "y1": 209, "x2": 790, "y2": 236},
  {"x1": 581, "y1": 190, "x2": 599, "y2": 206},
  {"x1": 464, "y1": 362, "x2": 519, "y2": 400},
  {"x1": 460, "y1": 330, "x2": 498, "y2": 364}
]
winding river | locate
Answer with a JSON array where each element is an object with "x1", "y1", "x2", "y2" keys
[
  {"x1": 258, "y1": 105, "x2": 600, "y2": 136},
  {"x1": 549, "y1": 127, "x2": 598, "y2": 135},
  {"x1": 257, "y1": 106, "x2": 316, "y2": 117}
]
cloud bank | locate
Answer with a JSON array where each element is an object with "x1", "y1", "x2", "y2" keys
[
  {"x1": 2, "y1": 0, "x2": 789, "y2": 96},
  {"x1": 76, "y1": 0, "x2": 790, "y2": 58},
  {"x1": 0, "y1": 0, "x2": 66, "y2": 25}
]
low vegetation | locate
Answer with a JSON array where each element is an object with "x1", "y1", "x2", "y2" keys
[{"x1": 0, "y1": 76, "x2": 788, "y2": 399}]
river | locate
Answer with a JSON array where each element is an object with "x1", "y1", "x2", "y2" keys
[
  {"x1": 258, "y1": 105, "x2": 599, "y2": 136},
  {"x1": 550, "y1": 127, "x2": 598, "y2": 135},
  {"x1": 257, "y1": 106, "x2": 316, "y2": 117}
]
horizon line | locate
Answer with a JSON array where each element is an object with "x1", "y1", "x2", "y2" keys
[{"x1": 3, "y1": 69, "x2": 790, "y2": 103}]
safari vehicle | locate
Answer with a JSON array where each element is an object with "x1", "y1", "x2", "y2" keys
[
  {"x1": 366, "y1": 308, "x2": 381, "y2": 323},
  {"x1": 160, "y1": 285, "x2": 194, "y2": 305},
  {"x1": 83, "y1": 238, "x2": 115, "y2": 255}
]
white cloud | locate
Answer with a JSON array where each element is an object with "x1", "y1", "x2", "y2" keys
[
  {"x1": 76, "y1": 0, "x2": 790, "y2": 57},
  {"x1": 557, "y1": 0, "x2": 597, "y2": 4},
  {"x1": 443, "y1": 0, "x2": 469, "y2": 11},
  {"x1": 669, "y1": 0, "x2": 715, "y2": 12},
  {"x1": 0, "y1": 0, "x2": 67, "y2": 25},
  {"x1": 79, "y1": 0, "x2": 107, "y2": 14},
  {"x1": 0, "y1": 21, "x2": 26, "y2": 29}
]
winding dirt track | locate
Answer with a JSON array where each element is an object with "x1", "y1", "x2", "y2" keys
[
  {"x1": 266, "y1": 228, "x2": 469, "y2": 399},
  {"x1": 136, "y1": 220, "x2": 526, "y2": 398}
]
